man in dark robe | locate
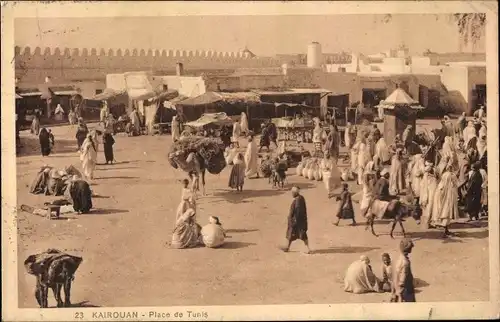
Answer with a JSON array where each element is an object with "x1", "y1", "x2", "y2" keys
[
  {"x1": 103, "y1": 131, "x2": 115, "y2": 164},
  {"x1": 374, "y1": 169, "x2": 391, "y2": 201},
  {"x1": 473, "y1": 117, "x2": 482, "y2": 135},
  {"x1": 75, "y1": 118, "x2": 89, "y2": 150},
  {"x1": 283, "y1": 186, "x2": 311, "y2": 254},
  {"x1": 456, "y1": 112, "x2": 467, "y2": 137},
  {"x1": 334, "y1": 183, "x2": 356, "y2": 226},
  {"x1": 259, "y1": 123, "x2": 271, "y2": 152},
  {"x1": 391, "y1": 238, "x2": 416, "y2": 302},
  {"x1": 39, "y1": 128, "x2": 51, "y2": 156},
  {"x1": 464, "y1": 162, "x2": 483, "y2": 221},
  {"x1": 324, "y1": 124, "x2": 340, "y2": 161},
  {"x1": 68, "y1": 178, "x2": 93, "y2": 214},
  {"x1": 457, "y1": 161, "x2": 471, "y2": 204},
  {"x1": 267, "y1": 121, "x2": 278, "y2": 148},
  {"x1": 220, "y1": 126, "x2": 232, "y2": 148},
  {"x1": 371, "y1": 124, "x2": 381, "y2": 144}
]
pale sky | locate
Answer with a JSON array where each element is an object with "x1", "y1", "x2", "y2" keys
[{"x1": 14, "y1": 15, "x2": 484, "y2": 56}]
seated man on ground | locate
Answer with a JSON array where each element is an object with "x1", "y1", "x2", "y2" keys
[
  {"x1": 201, "y1": 216, "x2": 226, "y2": 248},
  {"x1": 344, "y1": 255, "x2": 383, "y2": 294},
  {"x1": 171, "y1": 208, "x2": 202, "y2": 249},
  {"x1": 29, "y1": 165, "x2": 53, "y2": 195},
  {"x1": 45, "y1": 169, "x2": 69, "y2": 196}
]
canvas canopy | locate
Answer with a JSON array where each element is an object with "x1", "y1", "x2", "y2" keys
[
  {"x1": 272, "y1": 116, "x2": 313, "y2": 128},
  {"x1": 91, "y1": 88, "x2": 127, "y2": 101},
  {"x1": 377, "y1": 88, "x2": 424, "y2": 110},
  {"x1": 163, "y1": 95, "x2": 188, "y2": 110},
  {"x1": 177, "y1": 91, "x2": 260, "y2": 106},
  {"x1": 185, "y1": 112, "x2": 234, "y2": 128},
  {"x1": 17, "y1": 88, "x2": 42, "y2": 97},
  {"x1": 273, "y1": 102, "x2": 310, "y2": 108}
]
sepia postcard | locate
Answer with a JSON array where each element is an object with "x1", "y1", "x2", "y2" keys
[{"x1": 1, "y1": 1, "x2": 499, "y2": 321}]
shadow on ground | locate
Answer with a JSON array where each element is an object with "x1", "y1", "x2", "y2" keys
[
  {"x1": 17, "y1": 137, "x2": 78, "y2": 157},
  {"x1": 312, "y1": 246, "x2": 380, "y2": 254},
  {"x1": 70, "y1": 301, "x2": 101, "y2": 308},
  {"x1": 90, "y1": 208, "x2": 130, "y2": 215},
  {"x1": 220, "y1": 241, "x2": 256, "y2": 249},
  {"x1": 226, "y1": 228, "x2": 259, "y2": 234},
  {"x1": 96, "y1": 176, "x2": 140, "y2": 180},
  {"x1": 210, "y1": 189, "x2": 287, "y2": 204},
  {"x1": 96, "y1": 167, "x2": 139, "y2": 171}
]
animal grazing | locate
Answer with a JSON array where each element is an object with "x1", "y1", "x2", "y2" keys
[
  {"x1": 24, "y1": 249, "x2": 83, "y2": 308},
  {"x1": 364, "y1": 199, "x2": 420, "y2": 238}
]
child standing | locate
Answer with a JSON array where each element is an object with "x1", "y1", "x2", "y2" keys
[
  {"x1": 381, "y1": 253, "x2": 393, "y2": 293},
  {"x1": 334, "y1": 183, "x2": 356, "y2": 226},
  {"x1": 228, "y1": 153, "x2": 246, "y2": 192}
]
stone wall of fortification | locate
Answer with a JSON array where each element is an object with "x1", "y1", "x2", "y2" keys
[{"x1": 14, "y1": 46, "x2": 282, "y2": 84}]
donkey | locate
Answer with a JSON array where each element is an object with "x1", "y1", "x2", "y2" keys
[
  {"x1": 24, "y1": 249, "x2": 83, "y2": 308},
  {"x1": 365, "y1": 199, "x2": 421, "y2": 238}
]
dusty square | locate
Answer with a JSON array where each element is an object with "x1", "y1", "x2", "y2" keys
[{"x1": 16, "y1": 120, "x2": 489, "y2": 308}]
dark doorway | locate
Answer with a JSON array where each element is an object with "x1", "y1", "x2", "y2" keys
[
  {"x1": 327, "y1": 94, "x2": 349, "y2": 125},
  {"x1": 474, "y1": 84, "x2": 486, "y2": 111},
  {"x1": 362, "y1": 89, "x2": 386, "y2": 108}
]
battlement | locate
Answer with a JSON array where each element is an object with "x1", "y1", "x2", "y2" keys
[
  {"x1": 14, "y1": 46, "x2": 271, "y2": 59},
  {"x1": 15, "y1": 46, "x2": 283, "y2": 84}
]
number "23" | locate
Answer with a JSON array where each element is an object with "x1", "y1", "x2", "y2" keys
[{"x1": 74, "y1": 312, "x2": 84, "y2": 319}]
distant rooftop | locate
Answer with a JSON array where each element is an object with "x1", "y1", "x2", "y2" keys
[
  {"x1": 240, "y1": 47, "x2": 256, "y2": 58},
  {"x1": 445, "y1": 61, "x2": 486, "y2": 67}
]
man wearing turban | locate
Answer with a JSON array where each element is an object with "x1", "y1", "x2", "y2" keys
[{"x1": 391, "y1": 238, "x2": 416, "y2": 302}]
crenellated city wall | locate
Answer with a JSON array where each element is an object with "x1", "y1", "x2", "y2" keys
[{"x1": 14, "y1": 46, "x2": 283, "y2": 84}]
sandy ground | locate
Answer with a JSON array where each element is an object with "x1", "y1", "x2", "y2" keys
[{"x1": 16, "y1": 121, "x2": 489, "y2": 308}]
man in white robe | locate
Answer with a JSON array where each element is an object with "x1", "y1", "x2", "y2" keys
[
  {"x1": 344, "y1": 122, "x2": 355, "y2": 150},
  {"x1": 201, "y1": 216, "x2": 226, "y2": 248},
  {"x1": 80, "y1": 133, "x2": 97, "y2": 181},
  {"x1": 344, "y1": 255, "x2": 382, "y2": 294},
  {"x1": 478, "y1": 122, "x2": 487, "y2": 138},
  {"x1": 129, "y1": 108, "x2": 141, "y2": 136},
  {"x1": 408, "y1": 154, "x2": 425, "y2": 200},
  {"x1": 240, "y1": 112, "x2": 249, "y2": 135},
  {"x1": 232, "y1": 120, "x2": 241, "y2": 147},
  {"x1": 419, "y1": 163, "x2": 438, "y2": 229},
  {"x1": 473, "y1": 106, "x2": 485, "y2": 122},
  {"x1": 100, "y1": 102, "x2": 109, "y2": 125},
  {"x1": 320, "y1": 153, "x2": 342, "y2": 198},
  {"x1": 431, "y1": 165, "x2": 459, "y2": 237},
  {"x1": 171, "y1": 116, "x2": 180, "y2": 143},
  {"x1": 244, "y1": 136, "x2": 259, "y2": 178},
  {"x1": 356, "y1": 137, "x2": 370, "y2": 185},
  {"x1": 54, "y1": 104, "x2": 65, "y2": 121},
  {"x1": 350, "y1": 138, "x2": 360, "y2": 176},
  {"x1": 463, "y1": 121, "x2": 477, "y2": 148},
  {"x1": 374, "y1": 137, "x2": 391, "y2": 169},
  {"x1": 389, "y1": 149, "x2": 405, "y2": 196}
]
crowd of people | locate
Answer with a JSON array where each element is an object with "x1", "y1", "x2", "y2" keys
[
  {"x1": 22, "y1": 102, "x2": 489, "y2": 305},
  {"x1": 27, "y1": 109, "x2": 119, "y2": 216}
]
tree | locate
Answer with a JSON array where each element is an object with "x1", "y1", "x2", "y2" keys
[{"x1": 453, "y1": 13, "x2": 486, "y2": 47}]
